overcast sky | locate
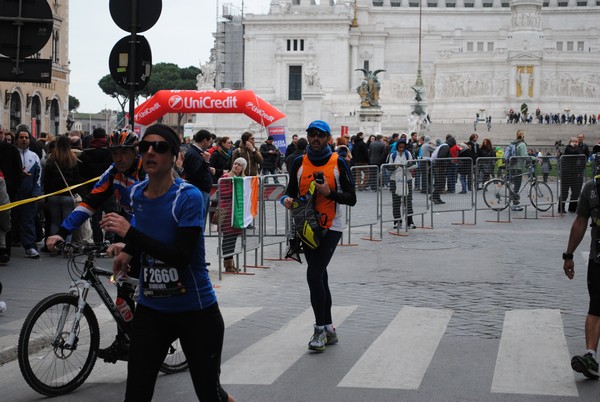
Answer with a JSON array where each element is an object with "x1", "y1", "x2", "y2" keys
[{"x1": 69, "y1": 0, "x2": 270, "y2": 113}]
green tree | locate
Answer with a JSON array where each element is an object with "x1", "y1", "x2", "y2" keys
[
  {"x1": 98, "y1": 74, "x2": 141, "y2": 115},
  {"x1": 140, "y1": 63, "x2": 201, "y2": 133},
  {"x1": 98, "y1": 63, "x2": 200, "y2": 132},
  {"x1": 68, "y1": 95, "x2": 80, "y2": 112}
]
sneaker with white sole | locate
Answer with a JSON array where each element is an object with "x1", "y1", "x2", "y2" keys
[
  {"x1": 325, "y1": 328, "x2": 338, "y2": 345},
  {"x1": 571, "y1": 353, "x2": 600, "y2": 379},
  {"x1": 25, "y1": 248, "x2": 40, "y2": 259},
  {"x1": 308, "y1": 325, "x2": 327, "y2": 352},
  {"x1": 0, "y1": 301, "x2": 6, "y2": 313}
]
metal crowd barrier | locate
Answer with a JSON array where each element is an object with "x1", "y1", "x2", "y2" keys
[
  {"x1": 259, "y1": 174, "x2": 289, "y2": 263},
  {"x1": 212, "y1": 176, "x2": 267, "y2": 278},
  {"x1": 430, "y1": 157, "x2": 476, "y2": 225},
  {"x1": 344, "y1": 155, "x2": 562, "y2": 243},
  {"x1": 380, "y1": 160, "x2": 432, "y2": 236},
  {"x1": 349, "y1": 165, "x2": 380, "y2": 242}
]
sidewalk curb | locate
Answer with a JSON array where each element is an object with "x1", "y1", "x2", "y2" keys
[{"x1": 0, "y1": 333, "x2": 18, "y2": 365}]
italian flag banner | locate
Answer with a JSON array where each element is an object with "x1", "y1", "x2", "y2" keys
[{"x1": 232, "y1": 176, "x2": 259, "y2": 229}]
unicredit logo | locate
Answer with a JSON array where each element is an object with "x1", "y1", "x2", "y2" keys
[
  {"x1": 245, "y1": 102, "x2": 275, "y2": 123},
  {"x1": 136, "y1": 102, "x2": 161, "y2": 120},
  {"x1": 168, "y1": 95, "x2": 184, "y2": 110},
  {"x1": 181, "y1": 96, "x2": 238, "y2": 109}
]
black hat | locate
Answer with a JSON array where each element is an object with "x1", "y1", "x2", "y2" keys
[
  {"x1": 142, "y1": 124, "x2": 180, "y2": 156},
  {"x1": 267, "y1": 135, "x2": 274, "y2": 141}
]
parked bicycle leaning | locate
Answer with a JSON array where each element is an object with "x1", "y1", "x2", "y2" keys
[
  {"x1": 482, "y1": 163, "x2": 553, "y2": 212},
  {"x1": 103, "y1": 124, "x2": 235, "y2": 401}
]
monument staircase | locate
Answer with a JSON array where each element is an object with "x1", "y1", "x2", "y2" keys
[{"x1": 421, "y1": 121, "x2": 600, "y2": 147}]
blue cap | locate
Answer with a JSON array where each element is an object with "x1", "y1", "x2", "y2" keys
[{"x1": 306, "y1": 120, "x2": 331, "y2": 135}]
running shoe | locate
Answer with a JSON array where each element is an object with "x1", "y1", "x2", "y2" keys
[
  {"x1": 571, "y1": 353, "x2": 599, "y2": 379},
  {"x1": 325, "y1": 327, "x2": 338, "y2": 345},
  {"x1": 98, "y1": 338, "x2": 130, "y2": 363},
  {"x1": 308, "y1": 325, "x2": 327, "y2": 352},
  {"x1": 25, "y1": 248, "x2": 40, "y2": 259}
]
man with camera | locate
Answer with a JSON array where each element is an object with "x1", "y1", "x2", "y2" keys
[
  {"x1": 563, "y1": 144, "x2": 600, "y2": 379},
  {"x1": 281, "y1": 120, "x2": 356, "y2": 352}
]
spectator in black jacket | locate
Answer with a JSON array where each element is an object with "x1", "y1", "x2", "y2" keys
[
  {"x1": 352, "y1": 132, "x2": 370, "y2": 190},
  {"x1": 432, "y1": 135, "x2": 456, "y2": 204},
  {"x1": 209, "y1": 136, "x2": 233, "y2": 183},
  {"x1": 284, "y1": 134, "x2": 299, "y2": 160},
  {"x1": 285, "y1": 138, "x2": 308, "y2": 172},
  {"x1": 259, "y1": 136, "x2": 281, "y2": 183},
  {"x1": 368, "y1": 135, "x2": 387, "y2": 168},
  {"x1": 79, "y1": 128, "x2": 112, "y2": 183},
  {"x1": 183, "y1": 130, "x2": 214, "y2": 229},
  {"x1": 0, "y1": 127, "x2": 22, "y2": 259},
  {"x1": 465, "y1": 133, "x2": 480, "y2": 191},
  {"x1": 79, "y1": 128, "x2": 114, "y2": 243},
  {"x1": 560, "y1": 137, "x2": 586, "y2": 213}
]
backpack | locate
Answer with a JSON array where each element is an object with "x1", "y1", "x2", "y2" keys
[
  {"x1": 387, "y1": 149, "x2": 411, "y2": 164},
  {"x1": 290, "y1": 181, "x2": 325, "y2": 250},
  {"x1": 503, "y1": 143, "x2": 516, "y2": 163},
  {"x1": 431, "y1": 143, "x2": 447, "y2": 160}
]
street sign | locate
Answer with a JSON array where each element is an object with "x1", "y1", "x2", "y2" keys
[
  {"x1": 108, "y1": 35, "x2": 152, "y2": 91},
  {"x1": 0, "y1": 0, "x2": 54, "y2": 58},
  {"x1": 109, "y1": 0, "x2": 162, "y2": 33},
  {"x1": 0, "y1": 58, "x2": 51, "y2": 82}
]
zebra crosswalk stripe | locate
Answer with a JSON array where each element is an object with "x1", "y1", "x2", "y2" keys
[
  {"x1": 222, "y1": 307, "x2": 262, "y2": 328},
  {"x1": 338, "y1": 306, "x2": 452, "y2": 389},
  {"x1": 491, "y1": 309, "x2": 577, "y2": 397},
  {"x1": 220, "y1": 305, "x2": 357, "y2": 385}
]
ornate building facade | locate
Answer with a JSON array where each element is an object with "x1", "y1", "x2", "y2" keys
[
  {"x1": 0, "y1": 0, "x2": 69, "y2": 136},
  {"x1": 210, "y1": 0, "x2": 600, "y2": 135}
]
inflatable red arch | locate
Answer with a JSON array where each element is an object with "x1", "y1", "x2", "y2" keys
[{"x1": 133, "y1": 89, "x2": 287, "y2": 130}]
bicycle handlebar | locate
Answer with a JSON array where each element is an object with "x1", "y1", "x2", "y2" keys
[{"x1": 56, "y1": 241, "x2": 109, "y2": 256}]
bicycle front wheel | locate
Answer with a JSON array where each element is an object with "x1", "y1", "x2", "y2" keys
[
  {"x1": 159, "y1": 338, "x2": 188, "y2": 374},
  {"x1": 482, "y1": 179, "x2": 510, "y2": 211},
  {"x1": 530, "y1": 181, "x2": 554, "y2": 212},
  {"x1": 18, "y1": 293, "x2": 100, "y2": 397}
]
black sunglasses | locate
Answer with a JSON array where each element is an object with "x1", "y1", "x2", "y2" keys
[
  {"x1": 307, "y1": 129, "x2": 328, "y2": 139},
  {"x1": 138, "y1": 140, "x2": 171, "y2": 154}
]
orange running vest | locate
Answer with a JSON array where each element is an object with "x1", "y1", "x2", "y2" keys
[{"x1": 298, "y1": 153, "x2": 339, "y2": 229}]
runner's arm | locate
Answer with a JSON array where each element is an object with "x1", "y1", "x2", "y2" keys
[
  {"x1": 123, "y1": 226, "x2": 200, "y2": 268},
  {"x1": 325, "y1": 158, "x2": 357, "y2": 206}
]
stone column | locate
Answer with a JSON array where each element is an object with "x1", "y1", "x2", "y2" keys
[
  {"x1": 533, "y1": 65, "x2": 541, "y2": 98},
  {"x1": 509, "y1": 66, "x2": 517, "y2": 98},
  {"x1": 349, "y1": 31, "x2": 360, "y2": 91},
  {"x1": 275, "y1": 55, "x2": 282, "y2": 99}
]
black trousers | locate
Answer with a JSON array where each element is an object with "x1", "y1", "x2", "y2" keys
[
  {"x1": 390, "y1": 181, "x2": 414, "y2": 224},
  {"x1": 304, "y1": 230, "x2": 342, "y2": 326},
  {"x1": 125, "y1": 303, "x2": 229, "y2": 402}
]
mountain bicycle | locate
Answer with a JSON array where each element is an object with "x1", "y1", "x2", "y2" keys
[
  {"x1": 482, "y1": 163, "x2": 553, "y2": 211},
  {"x1": 17, "y1": 242, "x2": 188, "y2": 397}
]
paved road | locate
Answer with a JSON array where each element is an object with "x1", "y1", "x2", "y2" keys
[{"x1": 0, "y1": 207, "x2": 597, "y2": 401}]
